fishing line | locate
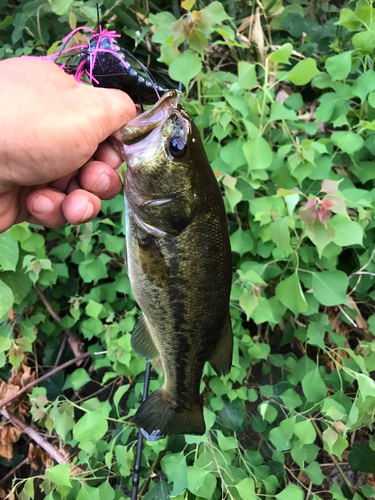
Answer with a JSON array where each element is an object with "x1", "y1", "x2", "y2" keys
[
  {"x1": 130, "y1": 8, "x2": 189, "y2": 499},
  {"x1": 131, "y1": 360, "x2": 151, "y2": 500}
]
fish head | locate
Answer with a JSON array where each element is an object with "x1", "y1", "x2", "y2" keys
[{"x1": 111, "y1": 90, "x2": 208, "y2": 200}]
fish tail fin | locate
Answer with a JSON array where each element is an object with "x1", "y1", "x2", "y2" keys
[{"x1": 133, "y1": 388, "x2": 205, "y2": 441}]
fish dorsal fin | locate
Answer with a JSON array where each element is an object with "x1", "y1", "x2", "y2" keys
[
  {"x1": 209, "y1": 314, "x2": 233, "y2": 377},
  {"x1": 131, "y1": 313, "x2": 160, "y2": 360}
]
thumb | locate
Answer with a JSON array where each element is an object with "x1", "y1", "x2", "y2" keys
[{"x1": 77, "y1": 84, "x2": 137, "y2": 143}]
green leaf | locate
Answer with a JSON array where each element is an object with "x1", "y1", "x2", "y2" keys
[
  {"x1": 348, "y1": 443, "x2": 375, "y2": 473},
  {"x1": 243, "y1": 136, "x2": 273, "y2": 172},
  {"x1": 0, "y1": 16, "x2": 13, "y2": 30},
  {"x1": 0, "y1": 337, "x2": 12, "y2": 352},
  {"x1": 335, "y1": 8, "x2": 361, "y2": 30},
  {"x1": 47, "y1": 464, "x2": 71, "y2": 487},
  {"x1": 73, "y1": 412, "x2": 108, "y2": 444},
  {"x1": 269, "y1": 427, "x2": 291, "y2": 453},
  {"x1": 63, "y1": 368, "x2": 91, "y2": 391},
  {"x1": 236, "y1": 478, "x2": 257, "y2": 500},
  {"x1": 85, "y1": 300, "x2": 103, "y2": 319},
  {"x1": 187, "y1": 467, "x2": 216, "y2": 499},
  {"x1": 301, "y1": 368, "x2": 327, "y2": 403},
  {"x1": 77, "y1": 484, "x2": 100, "y2": 500},
  {"x1": 230, "y1": 228, "x2": 254, "y2": 256},
  {"x1": 330, "y1": 215, "x2": 363, "y2": 247},
  {"x1": 0, "y1": 232, "x2": 19, "y2": 271},
  {"x1": 275, "y1": 273, "x2": 307, "y2": 316},
  {"x1": 161, "y1": 452, "x2": 187, "y2": 497},
  {"x1": 169, "y1": 50, "x2": 202, "y2": 90},
  {"x1": 294, "y1": 420, "x2": 316, "y2": 445},
  {"x1": 239, "y1": 289, "x2": 258, "y2": 320},
  {"x1": 238, "y1": 61, "x2": 257, "y2": 90},
  {"x1": 280, "y1": 389, "x2": 302, "y2": 409},
  {"x1": 0, "y1": 279, "x2": 14, "y2": 319},
  {"x1": 49, "y1": 0, "x2": 74, "y2": 16},
  {"x1": 276, "y1": 484, "x2": 304, "y2": 500},
  {"x1": 285, "y1": 59, "x2": 320, "y2": 85},
  {"x1": 312, "y1": 271, "x2": 348, "y2": 306},
  {"x1": 270, "y1": 101, "x2": 298, "y2": 121},
  {"x1": 219, "y1": 398, "x2": 245, "y2": 432},
  {"x1": 325, "y1": 52, "x2": 352, "y2": 81},
  {"x1": 304, "y1": 461, "x2": 326, "y2": 485},
  {"x1": 269, "y1": 217, "x2": 291, "y2": 252},
  {"x1": 352, "y1": 71, "x2": 375, "y2": 102},
  {"x1": 269, "y1": 43, "x2": 293, "y2": 63},
  {"x1": 98, "y1": 481, "x2": 115, "y2": 500},
  {"x1": 202, "y1": 1, "x2": 232, "y2": 23},
  {"x1": 352, "y1": 30, "x2": 375, "y2": 54},
  {"x1": 220, "y1": 140, "x2": 247, "y2": 172},
  {"x1": 331, "y1": 131, "x2": 364, "y2": 154},
  {"x1": 259, "y1": 401, "x2": 278, "y2": 423},
  {"x1": 143, "y1": 482, "x2": 171, "y2": 500},
  {"x1": 79, "y1": 259, "x2": 108, "y2": 284},
  {"x1": 323, "y1": 428, "x2": 348, "y2": 459},
  {"x1": 305, "y1": 222, "x2": 335, "y2": 257}
]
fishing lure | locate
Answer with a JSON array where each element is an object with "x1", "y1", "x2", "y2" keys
[{"x1": 36, "y1": 25, "x2": 169, "y2": 105}]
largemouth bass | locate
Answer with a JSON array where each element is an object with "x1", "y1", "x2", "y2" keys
[{"x1": 111, "y1": 90, "x2": 233, "y2": 440}]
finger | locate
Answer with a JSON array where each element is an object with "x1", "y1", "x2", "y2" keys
[
  {"x1": 67, "y1": 176, "x2": 81, "y2": 194},
  {"x1": 94, "y1": 141, "x2": 123, "y2": 169},
  {"x1": 49, "y1": 172, "x2": 77, "y2": 192},
  {"x1": 26, "y1": 188, "x2": 67, "y2": 228},
  {"x1": 62, "y1": 189, "x2": 101, "y2": 225},
  {"x1": 79, "y1": 161, "x2": 122, "y2": 200}
]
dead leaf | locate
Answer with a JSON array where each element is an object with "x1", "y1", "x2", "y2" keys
[
  {"x1": 251, "y1": 9, "x2": 265, "y2": 65},
  {"x1": 0, "y1": 425, "x2": 22, "y2": 460}
]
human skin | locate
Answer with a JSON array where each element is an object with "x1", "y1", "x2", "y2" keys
[{"x1": 0, "y1": 57, "x2": 136, "y2": 232}]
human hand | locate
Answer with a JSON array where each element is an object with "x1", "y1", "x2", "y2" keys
[{"x1": 0, "y1": 57, "x2": 136, "y2": 232}]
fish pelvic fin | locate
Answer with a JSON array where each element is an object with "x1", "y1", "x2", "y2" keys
[
  {"x1": 209, "y1": 314, "x2": 233, "y2": 377},
  {"x1": 133, "y1": 388, "x2": 205, "y2": 441},
  {"x1": 131, "y1": 314, "x2": 160, "y2": 360}
]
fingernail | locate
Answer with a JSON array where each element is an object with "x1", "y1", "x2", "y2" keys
[
  {"x1": 91, "y1": 172, "x2": 111, "y2": 192},
  {"x1": 82, "y1": 202, "x2": 95, "y2": 221},
  {"x1": 33, "y1": 194, "x2": 54, "y2": 215}
]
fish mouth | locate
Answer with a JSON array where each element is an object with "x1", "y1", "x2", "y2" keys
[{"x1": 110, "y1": 90, "x2": 181, "y2": 162}]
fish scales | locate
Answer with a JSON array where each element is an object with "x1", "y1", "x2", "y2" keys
[{"x1": 112, "y1": 90, "x2": 233, "y2": 440}]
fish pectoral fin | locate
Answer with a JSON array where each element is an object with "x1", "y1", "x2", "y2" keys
[
  {"x1": 131, "y1": 313, "x2": 160, "y2": 359},
  {"x1": 209, "y1": 314, "x2": 233, "y2": 377},
  {"x1": 137, "y1": 233, "x2": 169, "y2": 287}
]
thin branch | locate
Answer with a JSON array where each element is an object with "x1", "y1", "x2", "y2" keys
[
  {"x1": 0, "y1": 408, "x2": 69, "y2": 465},
  {"x1": 34, "y1": 286, "x2": 84, "y2": 360},
  {"x1": 0, "y1": 457, "x2": 28, "y2": 487},
  {"x1": 311, "y1": 420, "x2": 356, "y2": 496},
  {"x1": 0, "y1": 352, "x2": 90, "y2": 410},
  {"x1": 54, "y1": 332, "x2": 68, "y2": 367}
]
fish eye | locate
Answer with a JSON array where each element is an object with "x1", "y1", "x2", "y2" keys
[{"x1": 168, "y1": 137, "x2": 187, "y2": 158}]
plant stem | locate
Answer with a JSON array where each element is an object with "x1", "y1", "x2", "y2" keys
[{"x1": 311, "y1": 420, "x2": 356, "y2": 496}]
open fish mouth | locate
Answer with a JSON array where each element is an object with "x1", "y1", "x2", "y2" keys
[{"x1": 110, "y1": 90, "x2": 182, "y2": 163}]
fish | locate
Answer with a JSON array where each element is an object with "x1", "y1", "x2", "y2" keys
[{"x1": 110, "y1": 89, "x2": 233, "y2": 440}]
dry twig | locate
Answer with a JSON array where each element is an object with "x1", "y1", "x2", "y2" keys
[
  {"x1": 0, "y1": 408, "x2": 69, "y2": 465},
  {"x1": 0, "y1": 352, "x2": 90, "y2": 410}
]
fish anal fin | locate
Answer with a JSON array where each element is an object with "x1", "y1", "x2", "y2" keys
[
  {"x1": 133, "y1": 388, "x2": 205, "y2": 440},
  {"x1": 131, "y1": 314, "x2": 159, "y2": 360},
  {"x1": 209, "y1": 315, "x2": 233, "y2": 377}
]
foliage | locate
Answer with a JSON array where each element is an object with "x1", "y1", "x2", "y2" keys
[{"x1": 1, "y1": 0, "x2": 375, "y2": 499}]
